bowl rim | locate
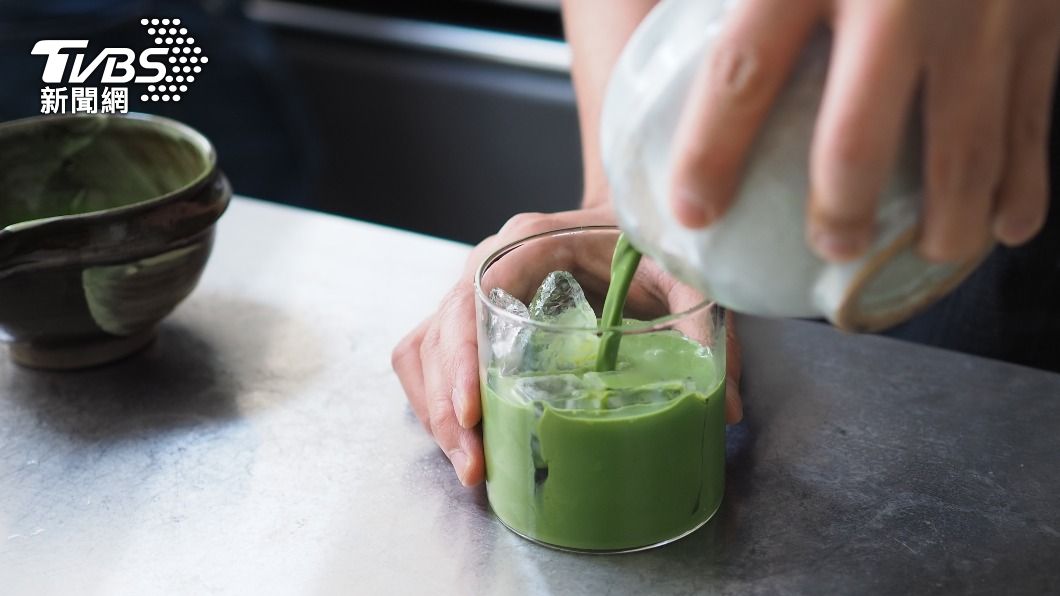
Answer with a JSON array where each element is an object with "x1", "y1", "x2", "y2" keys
[{"x1": 0, "y1": 112, "x2": 219, "y2": 235}]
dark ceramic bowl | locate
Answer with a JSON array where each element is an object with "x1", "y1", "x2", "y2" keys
[{"x1": 0, "y1": 113, "x2": 230, "y2": 369}]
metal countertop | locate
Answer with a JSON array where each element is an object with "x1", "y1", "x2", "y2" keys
[{"x1": 2, "y1": 198, "x2": 1057, "y2": 595}]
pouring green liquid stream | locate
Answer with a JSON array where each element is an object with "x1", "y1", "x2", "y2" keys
[{"x1": 596, "y1": 233, "x2": 642, "y2": 372}]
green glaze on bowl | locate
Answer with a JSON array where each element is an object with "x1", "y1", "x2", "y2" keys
[
  {"x1": 82, "y1": 240, "x2": 214, "y2": 336},
  {"x1": 0, "y1": 113, "x2": 230, "y2": 369}
]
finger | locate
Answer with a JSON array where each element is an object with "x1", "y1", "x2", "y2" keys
[
  {"x1": 671, "y1": 0, "x2": 822, "y2": 228},
  {"x1": 421, "y1": 286, "x2": 485, "y2": 487},
  {"x1": 392, "y1": 318, "x2": 431, "y2": 431},
  {"x1": 808, "y1": 1, "x2": 921, "y2": 261},
  {"x1": 436, "y1": 285, "x2": 484, "y2": 431},
  {"x1": 920, "y1": 3, "x2": 1011, "y2": 262},
  {"x1": 726, "y1": 379, "x2": 743, "y2": 425},
  {"x1": 724, "y1": 311, "x2": 743, "y2": 424},
  {"x1": 993, "y1": 29, "x2": 1060, "y2": 246}
]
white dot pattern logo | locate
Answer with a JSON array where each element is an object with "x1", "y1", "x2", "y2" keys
[{"x1": 139, "y1": 17, "x2": 206, "y2": 104}]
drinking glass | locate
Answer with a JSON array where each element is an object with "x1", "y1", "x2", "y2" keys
[{"x1": 474, "y1": 226, "x2": 726, "y2": 553}]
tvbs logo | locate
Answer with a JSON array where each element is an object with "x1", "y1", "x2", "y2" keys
[
  {"x1": 33, "y1": 18, "x2": 206, "y2": 114},
  {"x1": 32, "y1": 40, "x2": 167, "y2": 84}
]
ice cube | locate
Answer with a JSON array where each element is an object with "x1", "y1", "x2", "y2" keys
[
  {"x1": 555, "y1": 394, "x2": 607, "y2": 411},
  {"x1": 521, "y1": 271, "x2": 601, "y2": 371},
  {"x1": 488, "y1": 288, "x2": 531, "y2": 373},
  {"x1": 602, "y1": 379, "x2": 696, "y2": 409},
  {"x1": 510, "y1": 373, "x2": 604, "y2": 405},
  {"x1": 528, "y1": 271, "x2": 597, "y2": 327},
  {"x1": 490, "y1": 287, "x2": 529, "y2": 318},
  {"x1": 513, "y1": 374, "x2": 608, "y2": 412}
]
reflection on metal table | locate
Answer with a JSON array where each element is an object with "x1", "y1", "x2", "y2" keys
[{"x1": 1, "y1": 198, "x2": 1057, "y2": 595}]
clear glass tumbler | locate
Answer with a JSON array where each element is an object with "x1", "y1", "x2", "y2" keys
[{"x1": 474, "y1": 226, "x2": 726, "y2": 553}]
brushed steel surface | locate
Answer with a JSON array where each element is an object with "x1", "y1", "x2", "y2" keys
[{"x1": 1, "y1": 198, "x2": 1058, "y2": 595}]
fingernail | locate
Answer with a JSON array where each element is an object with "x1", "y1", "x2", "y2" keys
[
  {"x1": 674, "y1": 186, "x2": 711, "y2": 227},
  {"x1": 452, "y1": 386, "x2": 472, "y2": 429},
  {"x1": 809, "y1": 227, "x2": 868, "y2": 262},
  {"x1": 993, "y1": 213, "x2": 1043, "y2": 247},
  {"x1": 448, "y1": 449, "x2": 470, "y2": 485}
]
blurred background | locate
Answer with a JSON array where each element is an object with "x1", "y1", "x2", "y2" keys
[{"x1": 0, "y1": 0, "x2": 580, "y2": 243}]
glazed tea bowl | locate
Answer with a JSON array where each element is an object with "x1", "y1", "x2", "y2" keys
[{"x1": 0, "y1": 113, "x2": 230, "y2": 369}]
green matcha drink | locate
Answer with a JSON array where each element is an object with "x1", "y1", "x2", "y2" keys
[{"x1": 475, "y1": 227, "x2": 725, "y2": 552}]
